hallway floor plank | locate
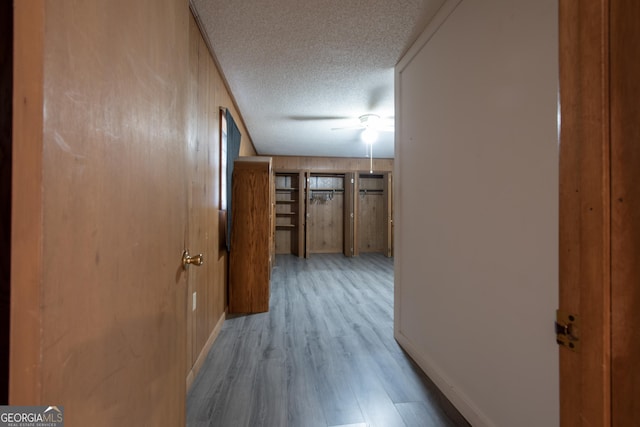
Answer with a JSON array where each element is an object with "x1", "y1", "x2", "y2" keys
[{"x1": 187, "y1": 254, "x2": 469, "y2": 427}]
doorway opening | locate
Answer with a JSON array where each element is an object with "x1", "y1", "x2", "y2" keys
[{"x1": 0, "y1": 0, "x2": 13, "y2": 405}]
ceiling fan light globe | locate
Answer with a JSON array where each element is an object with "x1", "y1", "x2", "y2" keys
[{"x1": 361, "y1": 128, "x2": 378, "y2": 144}]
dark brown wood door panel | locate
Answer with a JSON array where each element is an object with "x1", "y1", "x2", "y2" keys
[{"x1": 559, "y1": 1, "x2": 640, "y2": 425}]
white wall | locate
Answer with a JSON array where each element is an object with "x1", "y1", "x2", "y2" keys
[{"x1": 394, "y1": 1, "x2": 558, "y2": 426}]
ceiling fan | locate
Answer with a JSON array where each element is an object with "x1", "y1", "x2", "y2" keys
[
  {"x1": 331, "y1": 114, "x2": 394, "y2": 144},
  {"x1": 328, "y1": 113, "x2": 394, "y2": 173},
  {"x1": 288, "y1": 85, "x2": 394, "y2": 140}
]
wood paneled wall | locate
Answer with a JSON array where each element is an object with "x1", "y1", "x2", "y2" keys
[
  {"x1": 271, "y1": 155, "x2": 393, "y2": 172},
  {"x1": 11, "y1": 1, "x2": 254, "y2": 425},
  {"x1": 185, "y1": 12, "x2": 256, "y2": 388}
]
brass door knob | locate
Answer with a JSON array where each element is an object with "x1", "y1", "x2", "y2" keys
[{"x1": 182, "y1": 250, "x2": 204, "y2": 268}]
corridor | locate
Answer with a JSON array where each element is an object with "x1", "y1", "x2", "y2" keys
[{"x1": 187, "y1": 254, "x2": 469, "y2": 427}]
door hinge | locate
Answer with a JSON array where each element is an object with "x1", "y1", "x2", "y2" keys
[{"x1": 555, "y1": 310, "x2": 579, "y2": 352}]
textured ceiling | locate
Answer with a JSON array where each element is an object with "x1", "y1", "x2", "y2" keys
[{"x1": 191, "y1": 0, "x2": 446, "y2": 158}]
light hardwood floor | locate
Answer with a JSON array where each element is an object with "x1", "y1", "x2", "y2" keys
[{"x1": 187, "y1": 254, "x2": 470, "y2": 427}]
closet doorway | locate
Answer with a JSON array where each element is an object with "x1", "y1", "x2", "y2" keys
[
  {"x1": 355, "y1": 172, "x2": 392, "y2": 257},
  {"x1": 274, "y1": 165, "x2": 393, "y2": 260},
  {"x1": 307, "y1": 173, "x2": 348, "y2": 255}
]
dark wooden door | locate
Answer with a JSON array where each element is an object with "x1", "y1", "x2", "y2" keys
[
  {"x1": 609, "y1": 1, "x2": 640, "y2": 425},
  {"x1": 559, "y1": 1, "x2": 640, "y2": 425}
]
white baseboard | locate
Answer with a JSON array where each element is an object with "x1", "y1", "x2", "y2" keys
[{"x1": 394, "y1": 330, "x2": 496, "y2": 427}]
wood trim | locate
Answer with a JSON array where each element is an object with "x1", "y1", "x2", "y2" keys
[
  {"x1": 186, "y1": 312, "x2": 226, "y2": 391},
  {"x1": 353, "y1": 173, "x2": 359, "y2": 257},
  {"x1": 10, "y1": 0, "x2": 45, "y2": 404},
  {"x1": 270, "y1": 156, "x2": 393, "y2": 173},
  {"x1": 384, "y1": 172, "x2": 393, "y2": 257},
  {"x1": 232, "y1": 155, "x2": 272, "y2": 168},
  {"x1": 558, "y1": 0, "x2": 611, "y2": 425},
  {"x1": 297, "y1": 172, "x2": 305, "y2": 257},
  {"x1": 610, "y1": 0, "x2": 640, "y2": 425},
  {"x1": 343, "y1": 172, "x2": 355, "y2": 257},
  {"x1": 304, "y1": 170, "x2": 310, "y2": 258}
]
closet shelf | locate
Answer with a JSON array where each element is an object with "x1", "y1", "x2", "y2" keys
[
  {"x1": 276, "y1": 224, "x2": 297, "y2": 230},
  {"x1": 276, "y1": 200, "x2": 297, "y2": 204},
  {"x1": 276, "y1": 212, "x2": 296, "y2": 216}
]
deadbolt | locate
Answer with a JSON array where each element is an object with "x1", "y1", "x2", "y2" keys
[{"x1": 182, "y1": 250, "x2": 204, "y2": 269}]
